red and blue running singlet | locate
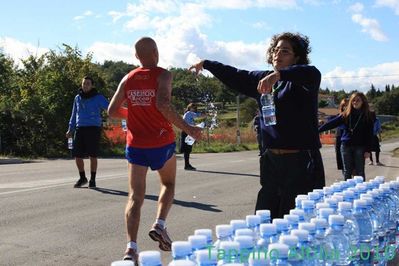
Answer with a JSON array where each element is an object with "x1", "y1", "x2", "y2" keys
[{"x1": 124, "y1": 67, "x2": 175, "y2": 148}]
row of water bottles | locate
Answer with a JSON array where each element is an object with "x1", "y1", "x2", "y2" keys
[{"x1": 115, "y1": 175, "x2": 399, "y2": 265}]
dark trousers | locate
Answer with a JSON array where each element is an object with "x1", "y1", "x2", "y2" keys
[
  {"x1": 255, "y1": 149, "x2": 325, "y2": 219},
  {"x1": 341, "y1": 144, "x2": 366, "y2": 180},
  {"x1": 180, "y1": 131, "x2": 193, "y2": 167}
]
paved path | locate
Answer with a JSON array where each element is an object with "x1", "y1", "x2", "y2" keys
[{"x1": 0, "y1": 141, "x2": 398, "y2": 265}]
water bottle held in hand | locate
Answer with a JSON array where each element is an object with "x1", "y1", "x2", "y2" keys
[
  {"x1": 260, "y1": 94, "x2": 276, "y2": 126},
  {"x1": 68, "y1": 137, "x2": 73, "y2": 150}
]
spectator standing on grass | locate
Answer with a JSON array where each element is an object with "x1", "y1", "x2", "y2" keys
[
  {"x1": 107, "y1": 37, "x2": 202, "y2": 262},
  {"x1": 190, "y1": 32, "x2": 325, "y2": 219},
  {"x1": 66, "y1": 76, "x2": 109, "y2": 189}
]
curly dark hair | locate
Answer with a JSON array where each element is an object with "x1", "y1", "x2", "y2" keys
[{"x1": 266, "y1": 32, "x2": 311, "y2": 65}]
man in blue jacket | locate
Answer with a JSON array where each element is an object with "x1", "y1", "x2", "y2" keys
[
  {"x1": 66, "y1": 76, "x2": 109, "y2": 188},
  {"x1": 190, "y1": 32, "x2": 325, "y2": 218}
]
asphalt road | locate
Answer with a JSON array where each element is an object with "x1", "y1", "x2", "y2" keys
[{"x1": 1, "y1": 141, "x2": 398, "y2": 266}]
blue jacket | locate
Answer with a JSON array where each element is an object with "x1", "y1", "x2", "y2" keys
[
  {"x1": 203, "y1": 60, "x2": 321, "y2": 150},
  {"x1": 318, "y1": 110, "x2": 373, "y2": 151},
  {"x1": 68, "y1": 90, "x2": 109, "y2": 131}
]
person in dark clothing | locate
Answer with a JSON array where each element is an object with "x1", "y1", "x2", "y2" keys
[
  {"x1": 66, "y1": 76, "x2": 109, "y2": 188},
  {"x1": 180, "y1": 103, "x2": 201, "y2": 170},
  {"x1": 319, "y1": 92, "x2": 374, "y2": 181},
  {"x1": 189, "y1": 32, "x2": 325, "y2": 219},
  {"x1": 369, "y1": 111, "x2": 384, "y2": 166},
  {"x1": 335, "y1": 98, "x2": 348, "y2": 172}
]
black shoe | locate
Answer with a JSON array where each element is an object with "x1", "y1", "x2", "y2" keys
[
  {"x1": 88, "y1": 179, "x2": 96, "y2": 188},
  {"x1": 73, "y1": 177, "x2": 88, "y2": 188},
  {"x1": 184, "y1": 165, "x2": 196, "y2": 171}
]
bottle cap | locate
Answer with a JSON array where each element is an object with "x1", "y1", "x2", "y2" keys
[
  {"x1": 268, "y1": 243, "x2": 289, "y2": 259},
  {"x1": 328, "y1": 214, "x2": 345, "y2": 226},
  {"x1": 194, "y1": 229, "x2": 212, "y2": 243},
  {"x1": 331, "y1": 195, "x2": 344, "y2": 203},
  {"x1": 234, "y1": 235, "x2": 254, "y2": 249},
  {"x1": 353, "y1": 176, "x2": 364, "y2": 183},
  {"x1": 215, "y1": 224, "x2": 232, "y2": 238},
  {"x1": 338, "y1": 202, "x2": 352, "y2": 211},
  {"x1": 310, "y1": 218, "x2": 327, "y2": 229},
  {"x1": 359, "y1": 196, "x2": 373, "y2": 206},
  {"x1": 230, "y1": 220, "x2": 247, "y2": 232},
  {"x1": 235, "y1": 228, "x2": 253, "y2": 237},
  {"x1": 279, "y1": 235, "x2": 298, "y2": 247},
  {"x1": 168, "y1": 260, "x2": 196, "y2": 266},
  {"x1": 171, "y1": 241, "x2": 192, "y2": 258},
  {"x1": 283, "y1": 214, "x2": 299, "y2": 224},
  {"x1": 295, "y1": 194, "x2": 308, "y2": 207},
  {"x1": 342, "y1": 190, "x2": 355, "y2": 201},
  {"x1": 316, "y1": 202, "x2": 330, "y2": 209},
  {"x1": 353, "y1": 199, "x2": 367, "y2": 209},
  {"x1": 318, "y1": 207, "x2": 334, "y2": 219},
  {"x1": 298, "y1": 222, "x2": 316, "y2": 234},
  {"x1": 272, "y1": 218, "x2": 289, "y2": 232},
  {"x1": 246, "y1": 215, "x2": 261, "y2": 227},
  {"x1": 307, "y1": 192, "x2": 320, "y2": 202},
  {"x1": 188, "y1": 235, "x2": 207, "y2": 250},
  {"x1": 259, "y1": 224, "x2": 277, "y2": 236},
  {"x1": 301, "y1": 199, "x2": 315, "y2": 209},
  {"x1": 375, "y1": 176, "x2": 385, "y2": 183},
  {"x1": 255, "y1": 209, "x2": 271, "y2": 223},
  {"x1": 324, "y1": 198, "x2": 338, "y2": 208},
  {"x1": 219, "y1": 241, "x2": 240, "y2": 253},
  {"x1": 289, "y1": 209, "x2": 305, "y2": 220},
  {"x1": 139, "y1": 251, "x2": 161, "y2": 265},
  {"x1": 290, "y1": 229, "x2": 309, "y2": 242}
]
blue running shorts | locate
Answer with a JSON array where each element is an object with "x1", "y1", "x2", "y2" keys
[{"x1": 125, "y1": 142, "x2": 176, "y2": 170}]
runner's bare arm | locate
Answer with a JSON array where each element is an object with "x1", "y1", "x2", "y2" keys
[
  {"x1": 108, "y1": 74, "x2": 128, "y2": 118},
  {"x1": 156, "y1": 70, "x2": 202, "y2": 140}
]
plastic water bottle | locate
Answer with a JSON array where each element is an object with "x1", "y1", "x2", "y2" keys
[
  {"x1": 273, "y1": 219, "x2": 290, "y2": 237},
  {"x1": 248, "y1": 251, "x2": 268, "y2": 266},
  {"x1": 185, "y1": 135, "x2": 195, "y2": 145},
  {"x1": 68, "y1": 137, "x2": 73, "y2": 150},
  {"x1": 260, "y1": 93, "x2": 276, "y2": 126},
  {"x1": 294, "y1": 194, "x2": 308, "y2": 210},
  {"x1": 196, "y1": 249, "x2": 218, "y2": 266},
  {"x1": 290, "y1": 229, "x2": 315, "y2": 265},
  {"x1": 235, "y1": 229, "x2": 254, "y2": 239},
  {"x1": 168, "y1": 260, "x2": 196, "y2": 266},
  {"x1": 337, "y1": 202, "x2": 360, "y2": 264},
  {"x1": 324, "y1": 214, "x2": 351, "y2": 265},
  {"x1": 111, "y1": 260, "x2": 134, "y2": 266},
  {"x1": 171, "y1": 241, "x2": 193, "y2": 262},
  {"x1": 121, "y1": 119, "x2": 127, "y2": 132},
  {"x1": 188, "y1": 235, "x2": 208, "y2": 259},
  {"x1": 310, "y1": 217, "x2": 329, "y2": 266},
  {"x1": 230, "y1": 220, "x2": 248, "y2": 235},
  {"x1": 352, "y1": 199, "x2": 374, "y2": 265},
  {"x1": 267, "y1": 243, "x2": 291, "y2": 265},
  {"x1": 246, "y1": 215, "x2": 261, "y2": 239},
  {"x1": 217, "y1": 241, "x2": 241, "y2": 265},
  {"x1": 257, "y1": 224, "x2": 278, "y2": 250},
  {"x1": 214, "y1": 225, "x2": 233, "y2": 249},
  {"x1": 138, "y1": 251, "x2": 162, "y2": 266},
  {"x1": 278, "y1": 235, "x2": 301, "y2": 265},
  {"x1": 195, "y1": 229, "x2": 213, "y2": 246},
  {"x1": 289, "y1": 209, "x2": 306, "y2": 223},
  {"x1": 301, "y1": 200, "x2": 316, "y2": 222},
  {"x1": 283, "y1": 214, "x2": 299, "y2": 231},
  {"x1": 255, "y1": 210, "x2": 271, "y2": 224},
  {"x1": 234, "y1": 235, "x2": 255, "y2": 264}
]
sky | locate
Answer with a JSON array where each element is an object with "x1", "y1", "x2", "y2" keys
[{"x1": 1, "y1": 0, "x2": 399, "y2": 92}]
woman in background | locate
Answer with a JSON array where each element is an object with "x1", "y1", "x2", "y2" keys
[{"x1": 319, "y1": 92, "x2": 373, "y2": 180}]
